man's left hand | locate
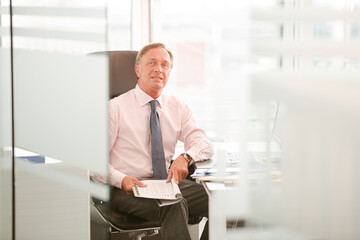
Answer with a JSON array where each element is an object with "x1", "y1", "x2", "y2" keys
[{"x1": 166, "y1": 155, "x2": 189, "y2": 184}]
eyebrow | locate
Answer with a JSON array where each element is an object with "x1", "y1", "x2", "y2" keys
[{"x1": 147, "y1": 58, "x2": 170, "y2": 64}]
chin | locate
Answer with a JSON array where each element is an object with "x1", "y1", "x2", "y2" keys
[{"x1": 152, "y1": 82, "x2": 165, "y2": 89}]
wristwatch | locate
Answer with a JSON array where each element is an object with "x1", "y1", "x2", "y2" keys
[{"x1": 181, "y1": 153, "x2": 193, "y2": 165}]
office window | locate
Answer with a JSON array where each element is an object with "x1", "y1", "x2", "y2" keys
[
  {"x1": 352, "y1": 23, "x2": 360, "y2": 37},
  {"x1": 151, "y1": 0, "x2": 279, "y2": 141},
  {"x1": 107, "y1": 0, "x2": 131, "y2": 50},
  {"x1": 313, "y1": 0, "x2": 360, "y2": 9},
  {"x1": 311, "y1": 5, "x2": 360, "y2": 71},
  {"x1": 2, "y1": 0, "x2": 131, "y2": 54}
]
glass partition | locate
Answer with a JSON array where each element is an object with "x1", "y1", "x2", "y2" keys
[
  {"x1": 249, "y1": 0, "x2": 360, "y2": 239},
  {"x1": 1, "y1": 0, "x2": 132, "y2": 239},
  {"x1": 0, "y1": 1, "x2": 13, "y2": 239},
  {"x1": 151, "y1": 0, "x2": 360, "y2": 239},
  {"x1": 5, "y1": 0, "x2": 121, "y2": 239}
]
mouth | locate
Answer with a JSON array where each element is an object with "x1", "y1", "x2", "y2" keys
[{"x1": 151, "y1": 76, "x2": 162, "y2": 81}]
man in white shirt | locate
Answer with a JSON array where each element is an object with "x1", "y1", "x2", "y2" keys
[{"x1": 107, "y1": 43, "x2": 213, "y2": 240}]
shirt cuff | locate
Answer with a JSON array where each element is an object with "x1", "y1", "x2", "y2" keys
[
  {"x1": 187, "y1": 149, "x2": 213, "y2": 163},
  {"x1": 109, "y1": 169, "x2": 127, "y2": 189}
]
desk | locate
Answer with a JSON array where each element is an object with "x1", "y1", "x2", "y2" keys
[
  {"x1": 193, "y1": 149, "x2": 282, "y2": 188},
  {"x1": 194, "y1": 146, "x2": 283, "y2": 239},
  {"x1": 193, "y1": 159, "x2": 247, "y2": 238}
]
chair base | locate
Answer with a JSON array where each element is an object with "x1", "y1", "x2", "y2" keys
[
  {"x1": 91, "y1": 198, "x2": 161, "y2": 240},
  {"x1": 128, "y1": 229, "x2": 159, "y2": 240},
  {"x1": 92, "y1": 219, "x2": 161, "y2": 240},
  {"x1": 109, "y1": 229, "x2": 160, "y2": 240}
]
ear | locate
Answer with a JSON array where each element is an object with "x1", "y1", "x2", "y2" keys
[{"x1": 134, "y1": 65, "x2": 140, "y2": 78}]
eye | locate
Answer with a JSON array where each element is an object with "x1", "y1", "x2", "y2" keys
[
  {"x1": 148, "y1": 61, "x2": 154, "y2": 66},
  {"x1": 162, "y1": 63, "x2": 169, "y2": 69}
]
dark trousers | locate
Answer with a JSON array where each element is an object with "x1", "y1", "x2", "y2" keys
[{"x1": 110, "y1": 179, "x2": 209, "y2": 240}]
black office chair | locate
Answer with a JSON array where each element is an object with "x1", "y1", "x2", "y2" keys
[
  {"x1": 90, "y1": 50, "x2": 161, "y2": 240},
  {"x1": 90, "y1": 51, "x2": 202, "y2": 240}
]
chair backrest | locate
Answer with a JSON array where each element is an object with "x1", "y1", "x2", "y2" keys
[
  {"x1": 108, "y1": 51, "x2": 138, "y2": 99},
  {"x1": 91, "y1": 50, "x2": 138, "y2": 99}
]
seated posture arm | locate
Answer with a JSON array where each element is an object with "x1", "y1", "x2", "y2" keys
[{"x1": 108, "y1": 91, "x2": 213, "y2": 190}]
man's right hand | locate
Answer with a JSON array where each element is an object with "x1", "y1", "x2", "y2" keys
[{"x1": 121, "y1": 176, "x2": 147, "y2": 195}]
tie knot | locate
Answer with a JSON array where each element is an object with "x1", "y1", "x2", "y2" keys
[{"x1": 150, "y1": 100, "x2": 158, "y2": 111}]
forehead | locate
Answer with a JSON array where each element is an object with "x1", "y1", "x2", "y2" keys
[{"x1": 141, "y1": 47, "x2": 170, "y2": 63}]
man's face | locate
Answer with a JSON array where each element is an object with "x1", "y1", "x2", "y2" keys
[{"x1": 135, "y1": 47, "x2": 171, "y2": 98}]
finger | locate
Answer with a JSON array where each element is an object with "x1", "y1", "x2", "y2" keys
[
  {"x1": 166, "y1": 170, "x2": 173, "y2": 183},
  {"x1": 173, "y1": 170, "x2": 180, "y2": 184},
  {"x1": 125, "y1": 185, "x2": 133, "y2": 193},
  {"x1": 137, "y1": 181, "x2": 147, "y2": 187}
]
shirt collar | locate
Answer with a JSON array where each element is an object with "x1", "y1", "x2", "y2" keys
[{"x1": 134, "y1": 84, "x2": 164, "y2": 108}]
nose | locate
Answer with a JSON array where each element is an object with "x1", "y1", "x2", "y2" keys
[{"x1": 154, "y1": 63, "x2": 163, "y2": 73}]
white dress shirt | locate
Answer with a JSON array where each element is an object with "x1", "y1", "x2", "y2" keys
[{"x1": 98, "y1": 84, "x2": 213, "y2": 189}]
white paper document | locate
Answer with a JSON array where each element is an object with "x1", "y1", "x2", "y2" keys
[{"x1": 132, "y1": 178, "x2": 182, "y2": 206}]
